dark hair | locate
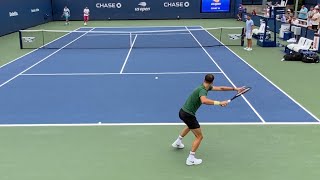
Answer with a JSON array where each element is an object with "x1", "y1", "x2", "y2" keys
[{"x1": 204, "y1": 74, "x2": 214, "y2": 83}]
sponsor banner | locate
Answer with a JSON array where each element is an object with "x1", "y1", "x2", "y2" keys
[
  {"x1": 96, "y1": 2, "x2": 122, "y2": 9},
  {"x1": 135, "y1": 2, "x2": 151, "y2": 12},
  {"x1": 201, "y1": 0, "x2": 231, "y2": 13},
  {"x1": 51, "y1": 0, "x2": 235, "y2": 20},
  {"x1": 163, "y1": 1, "x2": 190, "y2": 8}
]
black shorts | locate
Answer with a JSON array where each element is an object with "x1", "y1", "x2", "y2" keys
[{"x1": 179, "y1": 109, "x2": 200, "y2": 129}]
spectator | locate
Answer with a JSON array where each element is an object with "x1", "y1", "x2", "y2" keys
[
  {"x1": 252, "y1": 9, "x2": 257, "y2": 16},
  {"x1": 280, "y1": 14, "x2": 287, "y2": 23},
  {"x1": 62, "y1": 6, "x2": 70, "y2": 25},
  {"x1": 264, "y1": 5, "x2": 270, "y2": 17},
  {"x1": 291, "y1": 17, "x2": 299, "y2": 25},
  {"x1": 307, "y1": 6, "x2": 315, "y2": 29},
  {"x1": 286, "y1": 9, "x2": 294, "y2": 23},
  {"x1": 311, "y1": 7, "x2": 320, "y2": 30},
  {"x1": 298, "y1": 5, "x2": 308, "y2": 20},
  {"x1": 237, "y1": 4, "x2": 244, "y2": 21}
]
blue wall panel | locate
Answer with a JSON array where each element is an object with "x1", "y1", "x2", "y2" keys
[
  {"x1": 52, "y1": 0, "x2": 237, "y2": 20},
  {"x1": 1, "y1": 0, "x2": 239, "y2": 36},
  {"x1": 0, "y1": 0, "x2": 53, "y2": 36}
]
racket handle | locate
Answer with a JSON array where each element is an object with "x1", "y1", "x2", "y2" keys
[{"x1": 227, "y1": 100, "x2": 231, "y2": 103}]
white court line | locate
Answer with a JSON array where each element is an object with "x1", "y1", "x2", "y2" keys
[
  {"x1": 21, "y1": 72, "x2": 223, "y2": 76},
  {"x1": 200, "y1": 26, "x2": 320, "y2": 122},
  {"x1": 0, "y1": 27, "x2": 81, "y2": 70},
  {"x1": 185, "y1": 26, "x2": 266, "y2": 123},
  {"x1": 0, "y1": 122, "x2": 319, "y2": 127},
  {"x1": 86, "y1": 33, "x2": 190, "y2": 36},
  {"x1": 81, "y1": 26, "x2": 200, "y2": 29},
  {"x1": 120, "y1": 34, "x2": 138, "y2": 74},
  {"x1": 0, "y1": 28, "x2": 95, "y2": 89}
]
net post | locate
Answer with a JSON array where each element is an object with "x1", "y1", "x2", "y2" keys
[
  {"x1": 219, "y1": 27, "x2": 223, "y2": 47},
  {"x1": 129, "y1": 33, "x2": 132, "y2": 47},
  {"x1": 19, "y1": 30, "x2": 23, "y2": 49},
  {"x1": 241, "y1": 27, "x2": 245, "y2": 46},
  {"x1": 42, "y1": 30, "x2": 45, "y2": 48}
]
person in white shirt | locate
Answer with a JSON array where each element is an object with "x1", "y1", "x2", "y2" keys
[
  {"x1": 83, "y1": 7, "x2": 90, "y2": 26},
  {"x1": 307, "y1": 6, "x2": 315, "y2": 29},
  {"x1": 311, "y1": 7, "x2": 320, "y2": 30},
  {"x1": 244, "y1": 15, "x2": 254, "y2": 51},
  {"x1": 62, "y1": 6, "x2": 70, "y2": 25}
]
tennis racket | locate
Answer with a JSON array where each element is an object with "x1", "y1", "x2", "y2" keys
[{"x1": 227, "y1": 87, "x2": 251, "y2": 102}]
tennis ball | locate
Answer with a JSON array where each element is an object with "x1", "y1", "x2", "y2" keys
[{"x1": 155, "y1": 77, "x2": 158, "y2": 79}]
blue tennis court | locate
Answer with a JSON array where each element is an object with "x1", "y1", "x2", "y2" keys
[{"x1": 0, "y1": 26, "x2": 318, "y2": 125}]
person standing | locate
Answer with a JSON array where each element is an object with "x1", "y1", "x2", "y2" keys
[
  {"x1": 62, "y1": 6, "x2": 70, "y2": 25},
  {"x1": 311, "y1": 7, "x2": 320, "y2": 30},
  {"x1": 83, "y1": 7, "x2": 90, "y2": 26},
  {"x1": 171, "y1": 74, "x2": 244, "y2": 166},
  {"x1": 244, "y1": 14, "x2": 254, "y2": 51}
]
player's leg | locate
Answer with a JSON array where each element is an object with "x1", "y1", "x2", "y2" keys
[
  {"x1": 248, "y1": 38, "x2": 252, "y2": 50},
  {"x1": 246, "y1": 31, "x2": 252, "y2": 51},
  {"x1": 172, "y1": 126, "x2": 189, "y2": 148},
  {"x1": 180, "y1": 126, "x2": 190, "y2": 137},
  {"x1": 190, "y1": 128, "x2": 203, "y2": 152},
  {"x1": 186, "y1": 122, "x2": 203, "y2": 165},
  {"x1": 172, "y1": 109, "x2": 202, "y2": 165},
  {"x1": 84, "y1": 16, "x2": 86, "y2": 25},
  {"x1": 244, "y1": 37, "x2": 249, "y2": 50},
  {"x1": 172, "y1": 109, "x2": 191, "y2": 149},
  {"x1": 65, "y1": 16, "x2": 69, "y2": 25}
]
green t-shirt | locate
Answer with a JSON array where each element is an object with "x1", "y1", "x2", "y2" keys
[{"x1": 182, "y1": 84, "x2": 212, "y2": 116}]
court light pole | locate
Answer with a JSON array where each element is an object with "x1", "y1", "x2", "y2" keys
[{"x1": 294, "y1": 0, "x2": 299, "y2": 18}]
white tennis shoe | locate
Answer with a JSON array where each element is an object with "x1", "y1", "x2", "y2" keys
[
  {"x1": 186, "y1": 157, "x2": 202, "y2": 166},
  {"x1": 172, "y1": 142, "x2": 185, "y2": 149}
]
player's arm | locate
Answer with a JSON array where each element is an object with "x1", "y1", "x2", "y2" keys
[
  {"x1": 212, "y1": 86, "x2": 244, "y2": 92},
  {"x1": 200, "y1": 96, "x2": 228, "y2": 107}
]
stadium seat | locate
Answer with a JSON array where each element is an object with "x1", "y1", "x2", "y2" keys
[
  {"x1": 293, "y1": 39, "x2": 314, "y2": 52},
  {"x1": 286, "y1": 37, "x2": 306, "y2": 51},
  {"x1": 252, "y1": 22, "x2": 271, "y2": 40}
]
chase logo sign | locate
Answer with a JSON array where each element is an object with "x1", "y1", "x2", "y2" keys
[
  {"x1": 135, "y1": 2, "x2": 151, "y2": 12},
  {"x1": 9, "y1": 11, "x2": 18, "y2": 17},
  {"x1": 164, "y1": 2, "x2": 190, "y2": 8},
  {"x1": 96, "y1": 3, "x2": 122, "y2": 9}
]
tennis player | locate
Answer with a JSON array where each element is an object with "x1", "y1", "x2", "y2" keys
[
  {"x1": 244, "y1": 14, "x2": 254, "y2": 51},
  {"x1": 83, "y1": 7, "x2": 90, "y2": 26},
  {"x1": 62, "y1": 6, "x2": 70, "y2": 25},
  {"x1": 171, "y1": 74, "x2": 244, "y2": 166}
]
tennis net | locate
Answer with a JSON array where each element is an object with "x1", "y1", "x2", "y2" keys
[{"x1": 19, "y1": 27, "x2": 244, "y2": 49}]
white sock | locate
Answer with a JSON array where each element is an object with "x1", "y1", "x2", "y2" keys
[
  {"x1": 175, "y1": 135, "x2": 183, "y2": 144},
  {"x1": 188, "y1": 151, "x2": 195, "y2": 159}
]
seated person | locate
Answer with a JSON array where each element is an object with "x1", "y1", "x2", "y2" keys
[{"x1": 252, "y1": 9, "x2": 257, "y2": 16}]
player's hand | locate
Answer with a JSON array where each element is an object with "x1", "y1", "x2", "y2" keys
[
  {"x1": 235, "y1": 86, "x2": 246, "y2": 93},
  {"x1": 220, "y1": 101, "x2": 229, "y2": 107}
]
